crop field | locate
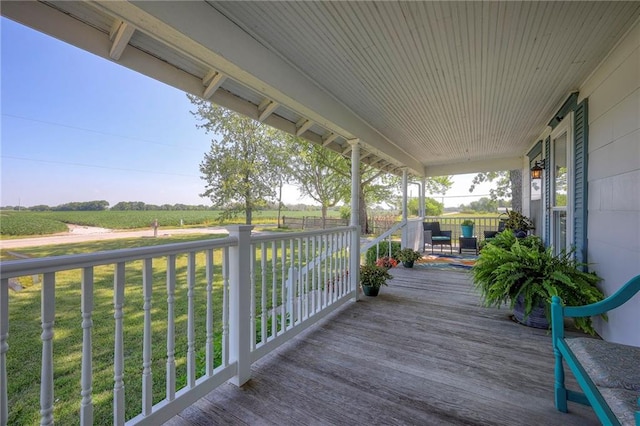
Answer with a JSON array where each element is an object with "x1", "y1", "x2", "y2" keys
[{"x1": 0, "y1": 209, "x2": 341, "y2": 237}]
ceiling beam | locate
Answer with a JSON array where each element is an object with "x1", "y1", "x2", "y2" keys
[
  {"x1": 424, "y1": 157, "x2": 524, "y2": 177},
  {"x1": 322, "y1": 132, "x2": 338, "y2": 147},
  {"x1": 202, "y1": 70, "x2": 226, "y2": 100},
  {"x1": 257, "y1": 99, "x2": 279, "y2": 122},
  {"x1": 109, "y1": 21, "x2": 135, "y2": 60},
  {"x1": 295, "y1": 119, "x2": 313, "y2": 136}
]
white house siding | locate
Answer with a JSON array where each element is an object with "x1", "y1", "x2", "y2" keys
[{"x1": 580, "y1": 18, "x2": 640, "y2": 346}]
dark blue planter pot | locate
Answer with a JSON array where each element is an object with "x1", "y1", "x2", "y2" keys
[
  {"x1": 362, "y1": 285, "x2": 380, "y2": 297},
  {"x1": 513, "y1": 294, "x2": 549, "y2": 329}
]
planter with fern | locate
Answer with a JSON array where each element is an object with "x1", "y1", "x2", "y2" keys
[{"x1": 471, "y1": 230, "x2": 604, "y2": 334}]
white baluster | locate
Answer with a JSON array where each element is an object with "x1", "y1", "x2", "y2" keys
[
  {"x1": 270, "y1": 241, "x2": 277, "y2": 338},
  {"x1": 297, "y1": 238, "x2": 302, "y2": 324},
  {"x1": 222, "y1": 247, "x2": 230, "y2": 367},
  {"x1": 250, "y1": 246, "x2": 256, "y2": 351},
  {"x1": 323, "y1": 234, "x2": 329, "y2": 308},
  {"x1": 166, "y1": 255, "x2": 176, "y2": 401},
  {"x1": 40, "y1": 272, "x2": 55, "y2": 426},
  {"x1": 339, "y1": 231, "x2": 344, "y2": 296},
  {"x1": 280, "y1": 240, "x2": 286, "y2": 333},
  {"x1": 187, "y1": 252, "x2": 196, "y2": 388},
  {"x1": 303, "y1": 237, "x2": 309, "y2": 320},
  {"x1": 80, "y1": 268, "x2": 94, "y2": 425},
  {"x1": 260, "y1": 243, "x2": 267, "y2": 345},
  {"x1": 312, "y1": 236, "x2": 317, "y2": 314},
  {"x1": 330, "y1": 232, "x2": 335, "y2": 303},
  {"x1": 142, "y1": 259, "x2": 153, "y2": 416},
  {"x1": 288, "y1": 239, "x2": 294, "y2": 329},
  {"x1": 1, "y1": 279, "x2": 9, "y2": 426},
  {"x1": 205, "y1": 249, "x2": 214, "y2": 376},
  {"x1": 113, "y1": 263, "x2": 125, "y2": 426}
]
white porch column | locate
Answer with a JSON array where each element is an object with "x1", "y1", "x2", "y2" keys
[
  {"x1": 227, "y1": 225, "x2": 253, "y2": 386},
  {"x1": 420, "y1": 176, "x2": 426, "y2": 250},
  {"x1": 349, "y1": 139, "x2": 361, "y2": 301},
  {"x1": 401, "y1": 168, "x2": 408, "y2": 247},
  {"x1": 420, "y1": 177, "x2": 426, "y2": 218}
]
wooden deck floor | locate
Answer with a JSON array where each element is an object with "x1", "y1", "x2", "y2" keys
[{"x1": 165, "y1": 268, "x2": 598, "y2": 426}]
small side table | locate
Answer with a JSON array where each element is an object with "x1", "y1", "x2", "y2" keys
[{"x1": 459, "y1": 237, "x2": 478, "y2": 255}]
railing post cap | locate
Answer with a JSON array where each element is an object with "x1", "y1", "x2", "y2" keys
[{"x1": 225, "y1": 225, "x2": 254, "y2": 233}]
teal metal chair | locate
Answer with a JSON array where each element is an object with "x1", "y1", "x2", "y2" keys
[{"x1": 551, "y1": 275, "x2": 640, "y2": 426}]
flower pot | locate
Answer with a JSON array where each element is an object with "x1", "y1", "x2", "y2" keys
[
  {"x1": 513, "y1": 294, "x2": 549, "y2": 329},
  {"x1": 461, "y1": 225, "x2": 474, "y2": 238},
  {"x1": 362, "y1": 285, "x2": 380, "y2": 297},
  {"x1": 402, "y1": 261, "x2": 414, "y2": 268}
]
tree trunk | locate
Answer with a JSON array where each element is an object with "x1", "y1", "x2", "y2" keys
[
  {"x1": 245, "y1": 207, "x2": 252, "y2": 225},
  {"x1": 321, "y1": 204, "x2": 327, "y2": 229},
  {"x1": 277, "y1": 180, "x2": 284, "y2": 228},
  {"x1": 510, "y1": 169, "x2": 523, "y2": 213}
]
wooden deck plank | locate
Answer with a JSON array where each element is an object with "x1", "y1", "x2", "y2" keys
[{"x1": 165, "y1": 268, "x2": 598, "y2": 425}]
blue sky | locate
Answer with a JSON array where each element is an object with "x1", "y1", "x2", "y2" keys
[
  {"x1": 1, "y1": 18, "x2": 491, "y2": 209},
  {"x1": 1, "y1": 18, "x2": 219, "y2": 208}
]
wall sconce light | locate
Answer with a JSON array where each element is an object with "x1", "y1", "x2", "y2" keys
[{"x1": 530, "y1": 160, "x2": 545, "y2": 180}]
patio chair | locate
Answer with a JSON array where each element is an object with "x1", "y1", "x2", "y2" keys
[
  {"x1": 483, "y1": 221, "x2": 506, "y2": 240},
  {"x1": 423, "y1": 221, "x2": 452, "y2": 253}
]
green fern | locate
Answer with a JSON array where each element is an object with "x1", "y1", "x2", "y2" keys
[{"x1": 472, "y1": 231, "x2": 604, "y2": 334}]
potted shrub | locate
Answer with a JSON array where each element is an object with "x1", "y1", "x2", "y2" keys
[
  {"x1": 500, "y1": 209, "x2": 534, "y2": 238},
  {"x1": 396, "y1": 248, "x2": 422, "y2": 268},
  {"x1": 360, "y1": 263, "x2": 392, "y2": 297},
  {"x1": 472, "y1": 230, "x2": 604, "y2": 334},
  {"x1": 375, "y1": 256, "x2": 398, "y2": 270},
  {"x1": 461, "y1": 219, "x2": 475, "y2": 238}
]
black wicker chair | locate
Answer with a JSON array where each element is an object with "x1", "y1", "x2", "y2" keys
[{"x1": 423, "y1": 222, "x2": 452, "y2": 253}]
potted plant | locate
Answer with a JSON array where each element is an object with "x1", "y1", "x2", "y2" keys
[
  {"x1": 472, "y1": 230, "x2": 604, "y2": 334},
  {"x1": 360, "y1": 263, "x2": 392, "y2": 297},
  {"x1": 375, "y1": 256, "x2": 398, "y2": 270},
  {"x1": 396, "y1": 248, "x2": 422, "y2": 268},
  {"x1": 500, "y1": 209, "x2": 535, "y2": 238},
  {"x1": 461, "y1": 219, "x2": 475, "y2": 238}
]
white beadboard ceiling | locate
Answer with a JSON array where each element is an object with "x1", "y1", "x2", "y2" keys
[{"x1": 3, "y1": 1, "x2": 639, "y2": 177}]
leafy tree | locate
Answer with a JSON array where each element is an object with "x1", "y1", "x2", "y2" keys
[
  {"x1": 286, "y1": 136, "x2": 350, "y2": 228},
  {"x1": 459, "y1": 197, "x2": 498, "y2": 213},
  {"x1": 469, "y1": 170, "x2": 522, "y2": 212},
  {"x1": 407, "y1": 197, "x2": 444, "y2": 216},
  {"x1": 189, "y1": 95, "x2": 290, "y2": 224},
  {"x1": 388, "y1": 175, "x2": 452, "y2": 214}
]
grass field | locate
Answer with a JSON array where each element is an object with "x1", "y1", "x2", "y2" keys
[{"x1": 0, "y1": 209, "x2": 342, "y2": 237}]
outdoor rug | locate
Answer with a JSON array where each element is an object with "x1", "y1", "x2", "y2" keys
[{"x1": 414, "y1": 253, "x2": 477, "y2": 270}]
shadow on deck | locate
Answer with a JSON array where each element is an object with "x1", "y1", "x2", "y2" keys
[{"x1": 165, "y1": 268, "x2": 598, "y2": 425}]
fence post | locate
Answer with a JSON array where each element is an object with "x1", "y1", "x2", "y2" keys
[{"x1": 227, "y1": 225, "x2": 254, "y2": 386}]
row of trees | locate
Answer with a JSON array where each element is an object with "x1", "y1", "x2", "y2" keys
[
  {"x1": 3, "y1": 202, "x2": 215, "y2": 212},
  {"x1": 188, "y1": 94, "x2": 453, "y2": 233},
  {"x1": 457, "y1": 197, "x2": 510, "y2": 214}
]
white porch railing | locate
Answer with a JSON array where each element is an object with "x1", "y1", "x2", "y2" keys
[
  {"x1": 0, "y1": 225, "x2": 356, "y2": 425},
  {"x1": 360, "y1": 217, "x2": 423, "y2": 261}
]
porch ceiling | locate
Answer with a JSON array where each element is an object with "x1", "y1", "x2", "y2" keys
[{"x1": 3, "y1": 1, "x2": 639, "y2": 177}]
